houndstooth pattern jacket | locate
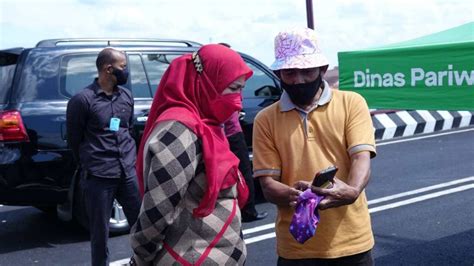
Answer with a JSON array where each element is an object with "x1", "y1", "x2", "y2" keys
[{"x1": 130, "y1": 121, "x2": 246, "y2": 266}]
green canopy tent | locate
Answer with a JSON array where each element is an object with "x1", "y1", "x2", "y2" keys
[{"x1": 338, "y1": 22, "x2": 474, "y2": 110}]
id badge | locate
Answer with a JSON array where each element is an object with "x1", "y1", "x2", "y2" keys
[{"x1": 109, "y1": 117, "x2": 121, "y2": 132}]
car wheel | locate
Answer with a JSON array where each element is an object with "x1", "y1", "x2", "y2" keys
[
  {"x1": 73, "y1": 178, "x2": 130, "y2": 235},
  {"x1": 108, "y1": 200, "x2": 130, "y2": 235}
]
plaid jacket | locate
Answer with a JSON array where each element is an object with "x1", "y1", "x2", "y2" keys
[{"x1": 130, "y1": 121, "x2": 246, "y2": 265}]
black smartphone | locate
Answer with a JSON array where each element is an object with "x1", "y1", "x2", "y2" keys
[{"x1": 312, "y1": 166, "x2": 338, "y2": 188}]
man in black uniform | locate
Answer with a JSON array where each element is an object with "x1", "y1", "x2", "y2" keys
[{"x1": 66, "y1": 48, "x2": 141, "y2": 266}]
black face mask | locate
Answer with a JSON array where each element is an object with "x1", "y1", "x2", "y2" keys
[
  {"x1": 281, "y1": 74, "x2": 323, "y2": 107},
  {"x1": 112, "y1": 67, "x2": 129, "y2": 85}
]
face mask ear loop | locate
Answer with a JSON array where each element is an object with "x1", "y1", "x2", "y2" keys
[{"x1": 317, "y1": 74, "x2": 324, "y2": 92}]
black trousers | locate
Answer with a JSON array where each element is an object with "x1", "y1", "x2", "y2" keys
[
  {"x1": 277, "y1": 250, "x2": 374, "y2": 266},
  {"x1": 227, "y1": 131, "x2": 257, "y2": 215},
  {"x1": 83, "y1": 173, "x2": 141, "y2": 266}
]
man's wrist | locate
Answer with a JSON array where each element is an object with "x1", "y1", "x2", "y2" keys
[{"x1": 349, "y1": 185, "x2": 361, "y2": 202}]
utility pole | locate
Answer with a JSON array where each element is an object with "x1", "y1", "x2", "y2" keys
[{"x1": 306, "y1": 0, "x2": 314, "y2": 29}]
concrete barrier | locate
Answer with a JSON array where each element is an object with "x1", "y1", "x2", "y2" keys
[{"x1": 372, "y1": 110, "x2": 474, "y2": 140}]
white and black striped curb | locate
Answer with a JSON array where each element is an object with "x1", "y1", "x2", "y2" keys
[{"x1": 372, "y1": 111, "x2": 474, "y2": 140}]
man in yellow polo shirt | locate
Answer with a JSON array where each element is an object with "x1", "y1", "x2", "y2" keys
[{"x1": 253, "y1": 27, "x2": 376, "y2": 265}]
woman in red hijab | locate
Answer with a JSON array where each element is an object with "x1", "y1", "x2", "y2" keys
[{"x1": 130, "y1": 44, "x2": 253, "y2": 265}]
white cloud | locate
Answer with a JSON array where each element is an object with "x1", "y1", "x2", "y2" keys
[{"x1": 1, "y1": 0, "x2": 472, "y2": 66}]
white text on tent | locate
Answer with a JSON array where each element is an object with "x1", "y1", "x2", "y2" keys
[{"x1": 353, "y1": 65, "x2": 474, "y2": 88}]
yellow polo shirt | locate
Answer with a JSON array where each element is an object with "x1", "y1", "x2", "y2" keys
[{"x1": 253, "y1": 84, "x2": 376, "y2": 259}]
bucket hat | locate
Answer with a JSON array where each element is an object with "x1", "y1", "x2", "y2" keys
[{"x1": 270, "y1": 27, "x2": 329, "y2": 71}]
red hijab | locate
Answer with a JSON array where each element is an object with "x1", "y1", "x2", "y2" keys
[{"x1": 136, "y1": 44, "x2": 253, "y2": 217}]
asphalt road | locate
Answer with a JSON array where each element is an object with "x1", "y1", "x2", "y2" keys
[{"x1": 0, "y1": 128, "x2": 473, "y2": 266}]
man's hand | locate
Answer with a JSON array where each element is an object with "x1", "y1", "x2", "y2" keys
[
  {"x1": 259, "y1": 176, "x2": 302, "y2": 208},
  {"x1": 288, "y1": 187, "x2": 302, "y2": 208},
  {"x1": 311, "y1": 151, "x2": 371, "y2": 210},
  {"x1": 292, "y1": 180, "x2": 311, "y2": 192},
  {"x1": 311, "y1": 178, "x2": 359, "y2": 210},
  {"x1": 289, "y1": 180, "x2": 312, "y2": 207}
]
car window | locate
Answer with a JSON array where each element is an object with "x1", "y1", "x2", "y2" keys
[
  {"x1": 142, "y1": 54, "x2": 181, "y2": 96},
  {"x1": 128, "y1": 54, "x2": 152, "y2": 98},
  {"x1": 16, "y1": 51, "x2": 62, "y2": 101},
  {"x1": 0, "y1": 64, "x2": 16, "y2": 103},
  {"x1": 0, "y1": 51, "x2": 19, "y2": 103},
  {"x1": 243, "y1": 60, "x2": 279, "y2": 98},
  {"x1": 59, "y1": 54, "x2": 98, "y2": 98}
]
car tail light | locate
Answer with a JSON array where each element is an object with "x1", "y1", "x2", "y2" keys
[{"x1": 0, "y1": 110, "x2": 29, "y2": 142}]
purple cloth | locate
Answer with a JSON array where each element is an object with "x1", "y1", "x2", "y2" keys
[{"x1": 289, "y1": 188, "x2": 325, "y2": 244}]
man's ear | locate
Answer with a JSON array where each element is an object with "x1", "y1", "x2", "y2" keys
[{"x1": 105, "y1": 64, "x2": 113, "y2": 74}]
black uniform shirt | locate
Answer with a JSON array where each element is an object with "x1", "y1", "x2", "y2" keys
[{"x1": 66, "y1": 79, "x2": 136, "y2": 178}]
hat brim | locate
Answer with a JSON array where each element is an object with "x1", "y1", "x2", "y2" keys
[{"x1": 270, "y1": 53, "x2": 329, "y2": 71}]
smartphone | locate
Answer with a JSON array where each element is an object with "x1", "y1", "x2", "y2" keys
[{"x1": 312, "y1": 166, "x2": 338, "y2": 188}]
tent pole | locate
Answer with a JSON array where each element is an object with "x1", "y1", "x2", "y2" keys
[{"x1": 306, "y1": 0, "x2": 314, "y2": 29}]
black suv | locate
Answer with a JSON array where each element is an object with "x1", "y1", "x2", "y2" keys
[{"x1": 0, "y1": 39, "x2": 281, "y2": 233}]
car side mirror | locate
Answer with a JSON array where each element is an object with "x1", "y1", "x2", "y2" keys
[{"x1": 254, "y1": 85, "x2": 281, "y2": 97}]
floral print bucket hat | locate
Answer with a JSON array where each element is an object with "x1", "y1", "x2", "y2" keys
[{"x1": 270, "y1": 27, "x2": 329, "y2": 71}]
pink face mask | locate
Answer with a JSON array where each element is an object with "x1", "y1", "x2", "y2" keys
[
  {"x1": 210, "y1": 93, "x2": 242, "y2": 124},
  {"x1": 289, "y1": 188, "x2": 325, "y2": 244}
]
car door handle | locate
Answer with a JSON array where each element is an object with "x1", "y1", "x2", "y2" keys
[
  {"x1": 136, "y1": 116, "x2": 148, "y2": 122},
  {"x1": 136, "y1": 109, "x2": 149, "y2": 122},
  {"x1": 239, "y1": 111, "x2": 246, "y2": 121}
]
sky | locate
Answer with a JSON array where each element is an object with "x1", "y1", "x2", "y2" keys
[{"x1": 0, "y1": 0, "x2": 472, "y2": 67}]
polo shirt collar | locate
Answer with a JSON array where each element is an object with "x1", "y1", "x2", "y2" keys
[
  {"x1": 280, "y1": 80, "x2": 332, "y2": 112},
  {"x1": 92, "y1": 78, "x2": 122, "y2": 96}
]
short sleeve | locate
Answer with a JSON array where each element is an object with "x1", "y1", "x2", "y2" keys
[
  {"x1": 345, "y1": 93, "x2": 377, "y2": 158},
  {"x1": 252, "y1": 111, "x2": 282, "y2": 179}
]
